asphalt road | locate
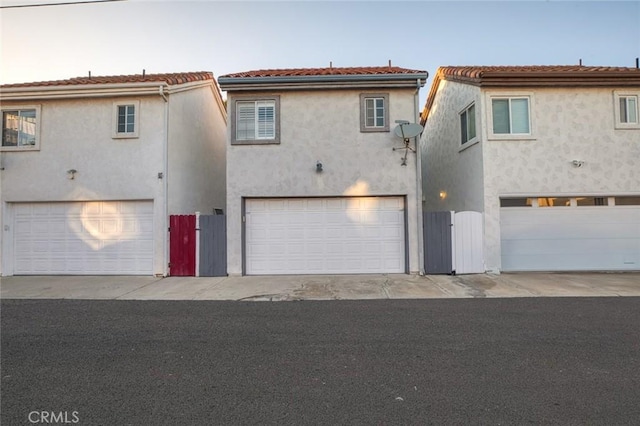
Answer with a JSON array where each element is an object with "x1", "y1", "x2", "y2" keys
[{"x1": 2, "y1": 297, "x2": 640, "y2": 425}]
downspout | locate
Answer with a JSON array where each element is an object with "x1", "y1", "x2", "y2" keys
[
  {"x1": 414, "y1": 78, "x2": 425, "y2": 275},
  {"x1": 160, "y1": 85, "x2": 169, "y2": 276}
]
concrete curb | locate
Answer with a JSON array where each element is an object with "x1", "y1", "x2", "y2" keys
[{"x1": 2, "y1": 272, "x2": 640, "y2": 301}]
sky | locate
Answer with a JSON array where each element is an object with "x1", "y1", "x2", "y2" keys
[{"x1": 1, "y1": 0, "x2": 639, "y2": 106}]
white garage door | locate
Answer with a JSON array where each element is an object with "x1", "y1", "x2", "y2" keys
[
  {"x1": 245, "y1": 197, "x2": 405, "y2": 275},
  {"x1": 501, "y1": 201, "x2": 640, "y2": 271},
  {"x1": 13, "y1": 201, "x2": 154, "y2": 275}
]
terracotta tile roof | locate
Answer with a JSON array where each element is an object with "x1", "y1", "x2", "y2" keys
[
  {"x1": 437, "y1": 65, "x2": 640, "y2": 84},
  {"x1": 1, "y1": 72, "x2": 214, "y2": 88},
  {"x1": 421, "y1": 65, "x2": 640, "y2": 125},
  {"x1": 220, "y1": 66, "x2": 428, "y2": 78}
]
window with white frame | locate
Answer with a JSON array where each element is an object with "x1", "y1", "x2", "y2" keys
[
  {"x1": 490, "y1": 96, "x2": 531, "y2": 136},
  {"x1": 112, "y1": 100, "x2": 140, "y2": 138},
  {"x1": 360, "y1": 93, "x2": 389, "y2": 132},
  {"x1": 614, "y1": 92, "x2": 639, "y2": 129},
  {"x1": 460, "y1": 103, "x2": 477, "y2": 145},
  {"x1": 1, "y1": 106, "x2": 41, "y2": 151},
  {"x1": 231, "y1": 96, "x2": 280, "y2": 145}
]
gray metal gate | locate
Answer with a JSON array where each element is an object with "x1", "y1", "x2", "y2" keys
[
  {"x1": 199, "y1": 214, "x2": 227, "y2": 277},
  {"x1": 423, "y1": 211, "x2": 453, "y2": 274}
]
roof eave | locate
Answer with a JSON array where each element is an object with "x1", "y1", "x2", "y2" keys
[
  {"x1": 218, "y1": 73, "x2": 428, "y2": 91},
  {"x1": 443, "y1": 72, "x2": 640, "y2": 88},
  {"x1": 0, "y1": 82, "x2": 170, "y2": 101},
  {"x1": 0, "y1": 80, "x2": 219, "y2": 101},
  {"x1": 477, "y1": 78, "x2": 640, "y2": 88}
]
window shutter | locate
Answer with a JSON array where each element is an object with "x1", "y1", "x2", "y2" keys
[
  {"x1": 256, "y1": 101, "x2": 275, "y2": 139},
  {"x1": 236, "y1": 102, "x2": 256, "y2": 140}
]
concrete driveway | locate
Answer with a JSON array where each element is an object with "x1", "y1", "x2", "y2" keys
[{"x1": 1, "y1": 272, "x2": 639, "y2": 301}]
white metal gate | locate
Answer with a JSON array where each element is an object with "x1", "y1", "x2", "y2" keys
[{"x1": 453, "y1": 211, "x2": 484, "y2": 274}]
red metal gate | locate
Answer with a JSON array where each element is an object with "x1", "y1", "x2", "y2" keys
[{"x1": 169, "y1": 215, "x2": 196, "y2": 276}]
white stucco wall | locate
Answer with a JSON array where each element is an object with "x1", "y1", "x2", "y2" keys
[
  {"x1": 482, "y1": 87, "x2": 640, "y2": 271},
  {"x1": 420, "y1": 80, "x2": 485, "y2": 212},
  {"x1": 167, "y1": 85, "x2": 227, "y2": 215},
  {"x1": 1, "y1": 84, "x2": 228, "y2": 276},
  {"x1": 0, "y1": 96, "x2": 167, "y2": 276},
  {"x1": 422, "y1": 82, "x2": 640, "y2": 273},
  {"x1": 226, "y1": 88, "x2": 421, "y2": 275}
]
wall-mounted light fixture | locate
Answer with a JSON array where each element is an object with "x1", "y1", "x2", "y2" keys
[
  {"x1": 571, "y1": 160, "x2": 584, "y2": 168},
  {"x1": 439, "y1": 191, "x2": 447, "y2": 200},
  {"x1": 67, "y1": 169, "x2": 77, "y2": 180},
  {"x1": 316, "y1": 161, "x2": 323, "y2": 173}
]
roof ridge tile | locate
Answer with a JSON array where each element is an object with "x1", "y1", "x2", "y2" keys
[{"x1": 220, "y1": 65, "x2": 428, "y2": 78}]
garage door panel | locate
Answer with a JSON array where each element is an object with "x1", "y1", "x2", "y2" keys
[
  {"x1": 285, "y1": 228, "x2": 304, "y2": 239},
  {"x1": 246, "y1": 197, "x2": 405, "y2": 275},
  {"x1": 382, "y1": 210, "x2": 402, "y2": 221},
  {"x1": 503, "y1": 237, "x2": 638, "y2": 254},
  {"x1": 502, "y1": 223, "x2": 636, "y2": 240},
  {"x1": 501, "y1": 206, "x2": 640, "y2": 271},
  {"x1": 325, "y1": 199, "x2": 344, "y2": 209},
  {"x1": 504, "y1": 208, "x2": 639, "y2": 224},
  {"x1": 502, "y1": 216, "x2": 639, "y2": 240},
  {"x1": 268, "y1": 214, "x2": 286, "y2": 226},
  {"x1": 503, "y1": 252, "x2": 636, "y2": 272},
  {"x1": 326, "y1": 228, "x2": 343, "y2": 239},
  {"x1": 326, "y1": 212, "x2": 346, "y2": 224},
  {"x1": 345, "y1": 242, "x2": 363, "y2": 254},
  {"x1": 268, "y1": 200, "x2": 286, "y2": 210},
  {"x1": 344, "y1": 228, "x2": 363, "y2": 239},
  {"x1": 362, "y1": 211, "x2": 380, "y2": 222},
  {"x1": 13, "y1": 201, "x2": 154, "y2": 275}
]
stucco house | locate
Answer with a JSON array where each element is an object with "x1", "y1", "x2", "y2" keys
[
  {"x1": 420, "y1": 65, "x2": 640, "y2": 273},
  {"x1": 0, "y1": 72, "x2": 227, "y2": 276},
  {"x1": 218, "y1": 65, "x2": 428, "y2": 275}
]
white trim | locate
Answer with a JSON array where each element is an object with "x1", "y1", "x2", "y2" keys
[
  {"x1": 0, "y1": 84, "x2": 167, "y2": 101},
  {"x1": 459, "y1": 101, "x2": 479, "y2": 149},
  {"x1": 364, "y1": 97, "x2": 385, "y2": 128},
  {"x1": 613, "y1": 90, "x2": 640, "y2": 130},
  {"x1": 485, "y1": 91, "x2": 534, "y2": 140},
  {"x1": 359, "y1": 93, "x2": 390, "y2": 133},
  {"x1": 1, "y1": 104, "x2": 41, "y2": 152},
  {"x1": 230, "y1": 95, "x2": 280, "y2": 145},
  {"x1": 458, "y1": 139, "x2": 480, "y2": 153},
  {"x1": 112, "y1": 100, "x2": 140, "y2": 139}
]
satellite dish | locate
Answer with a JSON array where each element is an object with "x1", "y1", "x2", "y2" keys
[
  {"x1": 392, "y1": 121, "x2": 422, "y2": 166},
  {"x1": 394, "y1": 122, "x2": 423, "y2": 139}
]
